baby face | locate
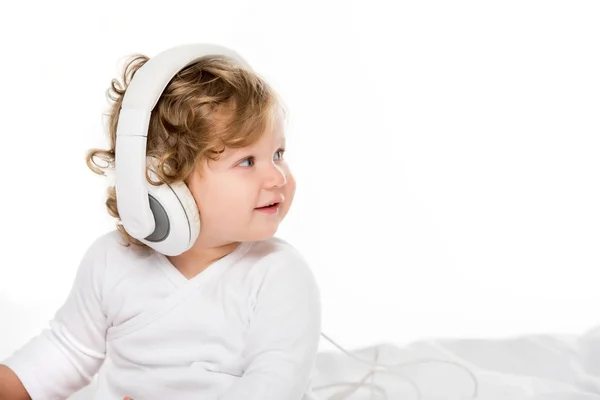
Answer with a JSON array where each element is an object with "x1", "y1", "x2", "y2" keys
[{"x1": 185, "y1": 107, "x2": 295, "y2": 245}]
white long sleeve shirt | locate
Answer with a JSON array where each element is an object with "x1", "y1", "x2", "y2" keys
[{"x1": 2, "y1": 230, "x2": 322, "y2": 400}]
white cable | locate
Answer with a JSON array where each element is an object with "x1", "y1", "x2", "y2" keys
[{"x1": 316, "y1": 332, "x2": 479, "y2": 400}]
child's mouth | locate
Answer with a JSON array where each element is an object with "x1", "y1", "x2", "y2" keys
[{"x1": 255, "y1": 203, "x2": 280, "y2": 214}]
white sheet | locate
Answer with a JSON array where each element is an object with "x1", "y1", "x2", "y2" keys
[{"x1": 312, "y1": 328, "x2": 600, "y2": 400}]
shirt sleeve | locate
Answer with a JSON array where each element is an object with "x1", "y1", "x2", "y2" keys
[
  {"x1": 1, "y1": 235, "x2": 110, "y2": 400},
  {"x1": 219, "y1": 248, "x2": 322, "y2": 400}
]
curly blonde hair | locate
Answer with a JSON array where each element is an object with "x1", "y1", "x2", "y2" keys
[{"x1": 86, "y1": 52, "x2": 283, "y2": 248}]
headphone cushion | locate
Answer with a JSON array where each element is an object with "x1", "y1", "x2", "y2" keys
[
  {"x1": 141, "y1": 179, "x2": 200, "y2": 256},
  {"x1": 169, "y1": 180, "x2": 201, "y2": 247}
]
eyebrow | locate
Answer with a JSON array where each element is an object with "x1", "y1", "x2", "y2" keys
[{"x1": 220, "y1": 133, "x2": 286, "y2": 159}]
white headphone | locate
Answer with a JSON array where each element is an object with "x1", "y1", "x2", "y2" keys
[{"x1": 114, "y1": 43, "x2": 252, "y2": 256}]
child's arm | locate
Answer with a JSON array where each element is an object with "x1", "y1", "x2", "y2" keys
[
  {"x1": 219, "y1": 250, "x2": 322, "y2": 400},
  {"x1": 1, "y1": 236, "x2": 110, "y2": 400},
  {"x1": 0, "y1": 365, "x2": 31, "y2": 400}
]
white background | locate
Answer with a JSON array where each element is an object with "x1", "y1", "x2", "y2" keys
[{"x1": 0, "y1": 0, "x2": 599, "y2": 362}]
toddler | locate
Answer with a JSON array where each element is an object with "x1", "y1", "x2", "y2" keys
[{"x1": 0, "y1": 44, "x2": 321, "y2": 400}]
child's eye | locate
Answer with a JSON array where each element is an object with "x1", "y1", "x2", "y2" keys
[
  {"x1": 237, "y1": 149, "x2": 284, "y2": 167},
  {"x1": 238, "y1": 157, "x2": 254, "y2": 167},
  {"x1": 274, "y1": 148, "x2": 285, "y2": 161}
]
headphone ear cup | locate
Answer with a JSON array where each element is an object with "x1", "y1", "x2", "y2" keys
[
  {"x1": 168, "y1": 180, "x2": 201, "y2": 245},
  {"x1": 140, "y1": 177, "x2": 201, "y2": 256}
]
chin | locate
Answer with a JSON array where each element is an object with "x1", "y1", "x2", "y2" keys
[{"x1": 246, "y1": 225, "x2": 280, "y2": 242}]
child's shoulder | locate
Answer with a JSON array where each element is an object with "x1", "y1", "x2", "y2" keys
[
  {"x1": 243, "y1": 237, "x2": 319, "y2": 308},
  {"x1": 244, "y1": 236, "x2": 312, "y2": 274},
  {"x1": 248, "y1": 236, "x2": 305, "y2": 260},
  {"x1": 90, "y1": 228, "x2": 124, "y2": 246},
  {"x1": 85, "y1": 229, "x2": 151, "y2": 260}
]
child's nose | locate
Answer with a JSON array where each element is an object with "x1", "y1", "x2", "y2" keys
[{"x1": 264, "y1": 163, "x2": 287, "y2": 188}]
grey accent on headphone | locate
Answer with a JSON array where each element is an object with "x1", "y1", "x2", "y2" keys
[{"x1": 145, "y1": 194, "x2": 170, "y2": 242}]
